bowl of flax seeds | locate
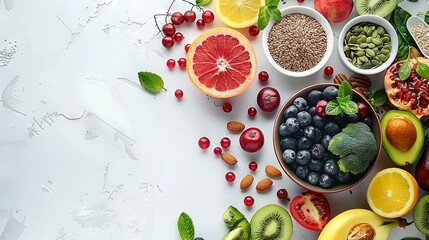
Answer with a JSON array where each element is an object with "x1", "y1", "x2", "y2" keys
[{"x1": 262, "y1": 6, "x2": 334, "y2": 77}]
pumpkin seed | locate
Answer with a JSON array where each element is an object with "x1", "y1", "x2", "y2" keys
[
  {"x1": 380, "y1": 49, "x2": 390, "y2": 55},
  {"x1": 359, "y1": 56, "x2": 368, "y2": 62},
  {"x1": 359, "y1": 43, "x2": 368, "y2": 48},
  {"x1": 365, "y1": 48, "x2": 375, "y2": 57},
  {"x1": 371, "y1": 60, "x2": 381, "y2": 66},
  {"x1": 372, "y1": 38, "x2": 382, "y2": 45},
  {"x1": 366, "y1": 37, "x2": 372, "y2": 44},
  {"x1": 377, "y1": 26, "x2": 385, "y2": 35},
  {"x1": 356, "y1": 51, "x2": 365, "y2": 57},
  {"x1": 367, "y1": 43, "x2": 376, "y2": 48},
  {"x1": 378, "y1": 54, "x2": 386, "y2": 61}
]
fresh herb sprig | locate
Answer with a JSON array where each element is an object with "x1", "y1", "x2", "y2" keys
[
  {"x1": 257, "y1": 0, "x2": 281, "y2": 30},
  {"x1": 398, "y1": 48, "x2": 429, "y2": 80},
  {"x1": 177, "y1": 212, "x2": 195, "y2": 240},
  {"x1": 365, "y1": 89, "x2": 388, "y2": 108},
  {"x1": 138, "y1": 71, "x2": 167, "y2": 94},
  {"x1": 326, "y1": 81, "x2": 358, "y2": 115}
]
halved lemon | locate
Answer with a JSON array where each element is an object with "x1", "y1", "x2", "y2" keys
[
  {"x1": 367, "y1": 167, "x2": 419, "y2": 218},
  {"x1": 214, "y1": 0, "x2": 264, "y2": 28}
]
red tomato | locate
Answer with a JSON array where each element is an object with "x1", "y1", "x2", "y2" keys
[{"x1": 290, "y1": 191, "x2": 331, "y2": 231}]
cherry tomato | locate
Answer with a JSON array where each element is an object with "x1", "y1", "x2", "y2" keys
[
  {"x1": 257, "y1": 87, "x2": 281, "y2": 112},
  {"x1": 239, "y1": 127, "x2": 264, "y2": 152},
  {"x1": 290, "y1": 191, "x2": 331, "y2": 231}
]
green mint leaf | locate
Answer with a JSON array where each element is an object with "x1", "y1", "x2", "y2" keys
[
  {"x1": 338, "y1": 81, "x2": 353, "y2": 98},
  {"x1": 266, "y1": 0, "x2": 279, "y2": 7},
  {"x1": 417, "y1": 62, "x2": 429, "y2": 79},
  {"x1": 326, "y1": 100, "x2": 342, "y2": 115},
  {"x1": 257, "y1": 6, "x2": 270, "y2": 30},
  {"x1": 370, "y1": 89, "x2": 388, "y2": 107},
  {"x1": 138, "y1": 71, "x2": 166, "y2": 94},
  {"x1": 399, "y1": 59, "x2": 411, "y2": 80},
  {"x1": 268, "y1": 7, "x2": 281, "y2": 22},
  {"x1": 177, "y1": 212, "x2": 194, "y2": 240},
  {"x1": 196, "y1": 0, "x2": 212, "y2": 6},
  {"x1": 341, "y1": 100, "x2": 358, "y2": 115}
]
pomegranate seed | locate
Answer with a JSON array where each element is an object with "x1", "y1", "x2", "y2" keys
[
  {"x1": 277, "y1": 189, "x2": 289, "y2": 200},
  {"x1": 410, "y1": 99, "x2": 418, "y2": 107},
  {"x1": 248, "y1": 107, "x2": 257, "y2": 117},
  {"x1": 198, "y1": 137, "x2": 210, "y2": 149},
  {"x1": 222, "y1": 102, "x2": 232, "y2": 112},
  {"x1": 249, "y1": 161, "x2": 258, "y2": 171},
  {"x1": 166, "y1": 59, "x2": 176, "y2": 69},
  {"x1": 173, "y1": 32, "x2": 184, "y2": 42},
  {"x1": 401, "y1": 87, "x2": 410, "y2": 93},
  {"x1": 244, "y1": 196, "x2": 254, "y2": 207},
  {"x1": 220, "y1": 137, "x2": 231, "y2": 148},
  {"x1": 414, "y1": 80, "x2": 422, "y2": 88},
  {"x1": 258, "y1": 71, "x2": 269, "y2": 82},
  {"x1": 225, "y1": 172, "x2": 236, "y2": 182},
  {"x1": 185, "y1": 44, "x2": 191, "y2": 53},
  {"x1": 213, "y1": 147, "x2": 222, "y2": 156},
  {"x1": 196, "y1": 19, "x2": 205, "y2": 29},
  {"x1": 178, "y1": 58, "x2": 187, "y2": 68},
  {"x1": 174, "y1": 89, "x2": 183, "y2": 99},
  {"x1": 248, "y1": 25, "x2": 260, "y2": 37},
  {"x1": 324, "y1": 66, "x2": 334, "y2": 76}
]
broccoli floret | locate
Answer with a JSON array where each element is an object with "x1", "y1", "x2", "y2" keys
[{"x1": 328, "y1": 122, "x2": 377, "y2": 174}]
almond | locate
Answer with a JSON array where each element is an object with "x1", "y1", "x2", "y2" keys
[
  {"x1": 221, "y1": 152, "x2": 238, "y2": 166},
  {"x1": 227, "y1": 121, "x2": 245, "y2": 133},
  {"x1": 240, "y1": 174, "x2": 254, "y2": 190},
  {"x1": 265, "y1": 164, "x2": 282, "y2": 178},
  {"x1": 256, "y1": 178, "x2": 273, "y2": 192}
]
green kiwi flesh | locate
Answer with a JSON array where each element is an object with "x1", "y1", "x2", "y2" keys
[
  {"x1": 413, "y1": 195, "x2": 429, "y2": 235},
  {"x1": 355, "y1": 0, "x2": 397, "y2": 17},
  {"x1": 222, "y1": 227, "x2": 244, "y2": 240},
  {"x1": 250, "y1": 204, "x2": 293, "y2": 240},
  {"x1": 223, "y1": 206, "x2": 245, "y2": 229}
]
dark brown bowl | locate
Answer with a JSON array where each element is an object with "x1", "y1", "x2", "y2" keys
[{"x1": 273, "y1": 83, "x2": 382, "y2": 193}]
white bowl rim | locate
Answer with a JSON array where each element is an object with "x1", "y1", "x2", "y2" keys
[
  {"x1": 262, "y1": 6, "x2": 334, "y2": 78},
  {"x1": 338, "y1": 14, "x2": 399, "y2": 75},
  {"x1": 406, "y1": 16, "x2": 429, "y2": 58}
]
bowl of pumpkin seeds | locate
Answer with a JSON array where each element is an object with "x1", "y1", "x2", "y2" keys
[{"x1": 338, "y1": 14, "x2": 398, "y2": 75}]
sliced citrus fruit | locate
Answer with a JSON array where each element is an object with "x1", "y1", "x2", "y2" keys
[
  {"x1": 186, "y1": 27, "x2": 256, "y2": 98},
  {"x1": 367, "y1": 167, "x2": 419, "y2": 218},
  {"x1": 214, "y1": 0, "x2": 264, "y2": 28}
]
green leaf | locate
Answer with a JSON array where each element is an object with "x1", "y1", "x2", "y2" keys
[
  {"x1": 369, "y1": 89, "x2": 388, "y2": 107},
  {"x1": 338, "y1": 81, "x2": 353, "y2": 98},
  {"x1": 266, "y1": 0, "x2": 279, "y2": 7},
  {"x1": 425, "y1": 11, "x2": 429, "y2": 24},
  {"x1": 417, "y1": 62, "x2": 429, "y2": 79},
  {"x1": 400, "y1": 238, "x2": 421, "y2": 240},
  {"x1": 177, "y1": 212, "x2": 194, "y2": 240},
  {"x1": 196, "y1": 0, "x2": 212, "y2": 5},
  {"x1": 399, "y1": 59, "x2": 412, "y2": 80},
  {"x1": 257, "y1": 6, "x2": 270, "y2": 30},
  {"x1": 268, "y1": 7, "x2": 281, "y2": 22},
  {"x1": 340, "y1": 100, "x2": 358, "y2": 115},
  {"x1": 326, "y1": 100, "x2": 342, "y2": 115},
  {"x1": 138, "y1": 71, "x2": 166, "y2": 94}
]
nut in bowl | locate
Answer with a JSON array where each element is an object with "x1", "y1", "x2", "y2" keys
[
  {"x1": 262, "y1": 6, "x2": 334, "y2": 77},
  {"x1": 338, "y1": 15, "x2": 398, "y2": 75},
  {"x1": 272, "y1": 83, "x2": 382, "y2": 193}
]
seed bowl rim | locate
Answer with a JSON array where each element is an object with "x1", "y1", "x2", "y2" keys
[
  {"x1": 261, "y1": 6, "x2": 334, "y2": 78},
  {"x1": 272, "y1": 83, "x2": 383, "y2": 194},
  {"x1": 338, "y1": 14, "x2": 399, "y2": 75}
]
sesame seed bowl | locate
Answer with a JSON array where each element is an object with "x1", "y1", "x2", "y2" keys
[{"x1": 261, "y1": 6, "x2": 334, "y2": 78}]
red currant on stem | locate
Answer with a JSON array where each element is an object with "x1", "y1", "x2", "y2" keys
[
  {"x1": 196, "y1": 19, "x2": 205, "y2": 29},
  {"x1": 166, "y1": 59, "x2": 176, "y2": 69},
  {"x1": 202, "y1": 10, "x2": 215, "y2": 24},
  {"x1": 225, "y1": 172, "x2": 236, "y2": 182},
  {"x1": 162, "y1": 36, "x2": 175, "y2": 48},
  {"x1": 213, "y1": 147, "x2": 222, "y2": 156},
  {"x1": 324, "y1": 66, "x2": 334, "y2": 76},
  {"x1": 162, "y1": 23, "x2": 176, "y2": 36},
  {"x1": 249, "y1": 161, "x2": 258, "y2": 171},
  {"x1": 258, "y1": 71, "x2": 269, "y2": 82},
  {"x1": 184, "y1": 10, "x2": 196, "y2": 23},
  {"x1": 198, "y1": 137, "x2": 210, "y2": 149},
  {"x1": 248, "y1": 25, "x2": 260, "y2": 37},
  {"x1": 222, "y1": 102, "x2": 232, "y2": 112},
  {"x1": 174, "y1": 89, "x2": 183, "y2": 99},
  {"x1": 171, "y1": 12, "x2": 184, "y2": 25},
  {"x1": 244, "y1": 196, "x2": 254, "y2": 207},
  {"x1": 174, "y1": 32, "x2": 184, "y2": 42},
  {"x1": 178, "y1": 58, "x2": 187, "y2": 68},
  {"x1": 220, "y1": 137, "x2": 231, "y2": 148},
  {"x1": 248, "y1": 107, "x2": 257, "y2": 117}
]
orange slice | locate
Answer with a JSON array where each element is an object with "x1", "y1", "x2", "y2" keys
[
  {"x1": 186, "y1": 27, "x2": 256, "y2": 98},
  {"x1": 214, "y1": 0, "x2": 264, "y2": 28},
  {"x1": 367, "y1": 167, "x2": 419, "y2": 218}
]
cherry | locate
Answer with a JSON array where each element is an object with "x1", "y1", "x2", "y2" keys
[
  {"x1": 249, "y1": 161, "x2": 258, "y2": 171},
  {"x1": 198, "y1": 137, "x2": 210, "y2": 149},
  {"x1": 248, "y1": 25, "x2": 260, "y2": 37},
  {"x1": 178, "y1": 58, "x2": 187, "y2": 68},
  {"x1": 196, "y1": 19, "x2": 205, "y2": 29},
  {"x1": 162, "y1": 36, "x2": 175, "y2": 48},
  {"x1": 222, "y1": 102, "x2": 232, "y2": 112},
  {"x1": 248, "y1": 107, "x2": 257, "y2": 117},
  {"x1": 315, "y1": 100, "x2": 328, "y2": 117},
  {"x1": 324, "y1": 66, "x2": 334, "y2": 76},
  {"x1": 220, "y1": 137, "x2": 231, "y2": 148},
  {"x1": 184, "y1": 10, "x2": 196, "y2": 23},
  {"x1": 357, "y1": 102, "x2": 369, "y2": 119},
  {"x1": 162, "y1": 23, "x2": 176, "y2": 36},
  {"x1": 171, "y1": 12, "x2": 184, "y2": 25},
  {"x1": 202, "y1": 10, "x2": 215, "y2": 24},
  {"x1": 225, "y1": 172, "x2": 236, "y2": 182},
  {"x1": 277, "y1": 189, "x2": 289, "y2": 200},
  {"x1": 258, "y1": 71, "x2": 269, "y2": 82},
  {"x1": 175, "y1": 89, "x2": 183, "y2": 99},
  {"x1": 174, "y1": 32, "x2": 184, "y2": 42},
  {"x1": 213, "y1": 147, "x2": 222, "y2": 156},
  {"x1": 244, "y1": 196, "x2": 255, "y2": 207},
  {"x1": 166, "y1": 59, "x2": 176, "y2": 69},
  {"x1": 185, "y1": 44, "x2": 191, "y2": 53}
]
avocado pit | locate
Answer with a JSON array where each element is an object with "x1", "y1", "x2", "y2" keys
[
  {"x1": 347, "y1": 223, "x2": 375, "y2": 240},
  {"x1": 386, "y1": 117, "x2": 417, "y2": 152}
]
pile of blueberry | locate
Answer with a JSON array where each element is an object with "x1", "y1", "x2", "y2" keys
[{"x1": 278, "y1": 85, "x2": 372, "y2": 189}]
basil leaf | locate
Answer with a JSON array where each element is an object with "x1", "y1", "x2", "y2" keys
[
  {"x1": 268, "y1": 6, "x2": 281, "y2": 22},
  {"x1": 326, "y1": 100, "x2": 342, "y2": 115},
  {"x1": 338, "y1": 81, "x2": 353, "y2": 98},
  {"x1": 399, "y1": 59, "x2": 412, "y2": 80},
  {"x1": 196, "y1": 0, "x2": 212, "y2": 5},
  {"x1": 266, "y1": 0, "x2": 279, "y2": 7},
  {"x1": 138, "y1": 71, "x2": 166, "y2": 94},
  {"x1": 257, "y1": 6, "x2": 270, "y2": 30},
  {"x1": 389, "y1": 6, "x2": 416, "y2": 60},
  {"x1": 417, "y1": 62, "x2": 429, "y2": 79},
  {"x1": 177, "y1": 212, "x2": 194, "y2": 240},
  {"x1": 370, "y1": 89, "x2": 388, "y2": 107}
]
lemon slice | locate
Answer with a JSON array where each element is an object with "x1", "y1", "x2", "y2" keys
[{"x1": 214, "y1": 0, "x2": 264, "y2": 28}]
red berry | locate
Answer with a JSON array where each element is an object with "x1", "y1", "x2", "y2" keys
[
  {"x1": 315, "y1": 100, "x2": 328, "y2": 117},
  {"x1": 324, "y1": 66, "x2": 334, "y2": 76},
  {"x1": 178, "y1": 58, "x2": 187, "y2": 68},
  {"x1": 297, "y1": 0, "x2": 304, "y2": 3},
  {"x1": 357, "y1": 102, "x2": 369, "y2": 118},
  {"x1": 171, "y1": 12, "x2": 184, "y2": 25},
  {"x1": 174, "y1": 32, "x2": 184, "y2": 42},
  {"x1": 162, "y1": 23, "x2": 176, "y2": 36},
  {"x1": 222, "y1": 102, "x2": 232, "y2": 112},
  {"x1": 174, "y1": 89, "x2": 183, "y2": 99},
  {"x1": 258, "y1": 71, "x2": 269, "y2": 82},
  {"x1": 249, "y1": 161, "x2": 258, "y2": 171},
  {"x1": 248, "y1": 25, "x2": 260, "y2": 37},
  {"x1": 248, "y1": 107, "x2": 257, "y2": 117},
  {"x1": 198, "y1": 137, "x2": 210, "y2": 149},
  {"x1": 196, "y1": 19, "x2": 205, "y2": 29},
  {"x1": 202, "y1": 10, "x2": 215, "y2": 24},
  {"x1": 225, "y1": 172, "x2": 236, "y2": 182},
  {"x1": 244, "y1": 196, "x2": 254, "y2": 207},
  {"x1": 184, "y1": 10, "x2": 196, "y2": 23},
  {"x1": 277, "y1": 189, "x2": 289, "y2": 200},
  {"x1": 166, "y1": 59, "x2": 176, "y2": 69},
  {"x1": 220, "y1": 137, "x2": 231, "y2": 148},
  {"x1": 213, "y1": 147, "x2": 222, "y2": 156},
  {"x1": 185, "y1": 44, "x2": 191, "y2": 53},
  {"x1": 162, "y1": 36, "x2": 174, "y2": 48}
]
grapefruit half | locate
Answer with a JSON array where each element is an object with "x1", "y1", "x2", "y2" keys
[{"x1": 186, "y1": 27, "x2": 256, "y2": 98}]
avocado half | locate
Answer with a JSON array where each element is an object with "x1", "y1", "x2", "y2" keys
[{"x1": 381, "y1": 110, "x2": 424, "y2": 166}]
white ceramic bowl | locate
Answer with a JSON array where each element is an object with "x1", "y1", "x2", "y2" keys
[
  {"x1": 262, "y1": 6, "x2": 334, "y2": 78},
  {"x1": 407, "y1": 16, "x2": 429, "y2": 58},
  {"x1": 338, "y1": 15, "x2": 398, "y2": 75}
]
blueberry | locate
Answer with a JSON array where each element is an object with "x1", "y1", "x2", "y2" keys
[
  {"x1": 324, "y1": 122, "x2": 340, "y2": 136},
  {"x1": 280, "y1": 137, "x2": 298, "y2": 151},
  {"x1": 298, "y1": 137, "x2": 313, "y2": 150},
  {"x1": 294, "y1": 128, "x2": 305, "y2": 140},
  {"x1": 324, "y1": 159, "x2": 339, "y2": 176},
  {"x1": 308, "y1": 159, "x2": 324, "y2": 172},
  {"x1": 294, "y1": 97, "x2": 308, "y2": 111},
  {"x1": 307, "y1": 171, "x2": 320, "y2": 185},
  {"x1": 285, "y1": 117, "x2": 300, "y2": 135},
  {"x1": 304, "y1": 125, "x2": 316, "y2": 140},
  {"x1": 310, "y1": 143, "x2": 325, "y2": 159},
  {"x1": 284, "y1": 105, "x2": 298, "y2": 118},
  {"x1": 322, "y1": 86, "x2": 338, "y2": 101},
  {"x1": 296, "y1": 150, "x2": 311, "y2": 165},
  {"x1": 335, "y1": 171, "x2": 352, "y2": 183},
  {"x1": 295, "y1": 165, "x2": 309, "y2": 179},
  {"x1": 282, "y1": 149, "x2": 296, "y2": 164},
  {"x1": 308, "y1": 106, "x2": 316, "y2": 116},
  {"x1": 312, "y1": 128, "x2": 322, "y2": 143},
  {"x1": 331, "y1": 112, "x2": 346, "y2": 127},
  {"x1": 288, "y1": 161, "x2": 298, "y2": 171},
  {"x1": 297, "y1": 111, "x2": 312, "y2": 127},
  {"x1": 362, "y1": 116, "x2": 372, "y2": 127},
  {"x1": 307, "y1": 90, "x2": 323, "y2": 106},
  {"x1": 194, "y1": 238, "x2": 204, "y2": 240},
  {"x1": 278, "y1": 123, "x2": 288, "y2": 136},
  {"x1": 346, "y1": 114, "x2": 359, "y2": 123},
  {"x1": 312, "y1": 115, "x2": 326, "y2": 129},
  {"x1": 319, "y1": 173, "x2": 334, "y2": 188},
  {"x1": 321, "y1": 135, "x2": 332, "y2": 149}
]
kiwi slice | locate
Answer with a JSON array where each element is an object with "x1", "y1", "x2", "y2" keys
[
  {"x1": 355, "y1": 0, "x2": 398, "y2": 17},
  {"x1": 223, "y1": 206, "x2": 245, "y2": 229},
  {"x1": 413, "y1": 195, "x2": 429, "y2": 235},
  {"x1": 222, "y1": 218, "x2": 251, "y2": 240},
  {"x1": 250, "y1": 204, "x2": 293, "y2": 240}
]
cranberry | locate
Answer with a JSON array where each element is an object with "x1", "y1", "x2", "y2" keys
[
  {"x1": 198, "y1": 137, "x2": 210, "y2": 149},
  {"x1": 244, "y1": 196, "x2": 254, "y2": 207},
  {"x1": 174, "y1": 89, "x2": 183, "y2": 99},
  {"x1": 258, "y1": 71, "x2": 269, "y2": 82},
  {"x1": 277, "y1": 189, "x2": 289, "y2": 200},
  {"x1": 185, "y1": 44, "x2": 191, "y2": 53},
  {"x1": 196, "y1": 19, "x2": 205, "y2": 29},
  {"x1": 162, "y1": 23, "x2": 176, "y2": 36},
  {"x1": 357, "y1": 102, "x2": 369, "y2": 119},
  {"x1": 202, "y1": 10, "x2": 215, "y2": 24},
  {"x1": 297, "y1": 0, "x2": 304, "y2": 3},
  {"x1": 257, "y1": 87, "x2": 281, "y2": 112},
  {"x1": 324, "y1": 66, "x2": 334, "y2": 76},
  {"x1": 248, "y1": 107, "x2": 257, "y2": 117},
  {"x1": 248, "y1": 25, "x2": 260, "y2": 37},
  {"x1": 166, "y1": 59, "x2": 176, "y2": 69},
  {"x1": 178, "y1": 58, "x2": 187, "y2": 68},
  {"x1": 239, "y1": 127, "x2": 264, "y2": 152},
  {"x1": 184, "y1": 10, "x2": 196, "y2": 23},
  {"x1": 225, "y1": 172, "x2": 236, "y2": 182},
  {"x1": 173, "y1": 32, "x2": 184, "y2": 42},
  {"x1": 213, "y1": 147, "x2": 222, "y2": 156},
  {"x1": 249, "y1": 161, "x2": 258, "y2": 171},
  {"x1": 222, "y1": 102, "x2": 232, "y2": 112},
  {"x1": 171, "y1": 12, "x2": 184, "y2": 25},
  {"x1": 316, "y1": 100, "x2": 328, "y2": 117},
  {"x1": 162, "y1": 36, "x2": 174, "y2": 48},
  {"x1": 220, "y1": 137, "x2": 231, "y2": 148}
]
